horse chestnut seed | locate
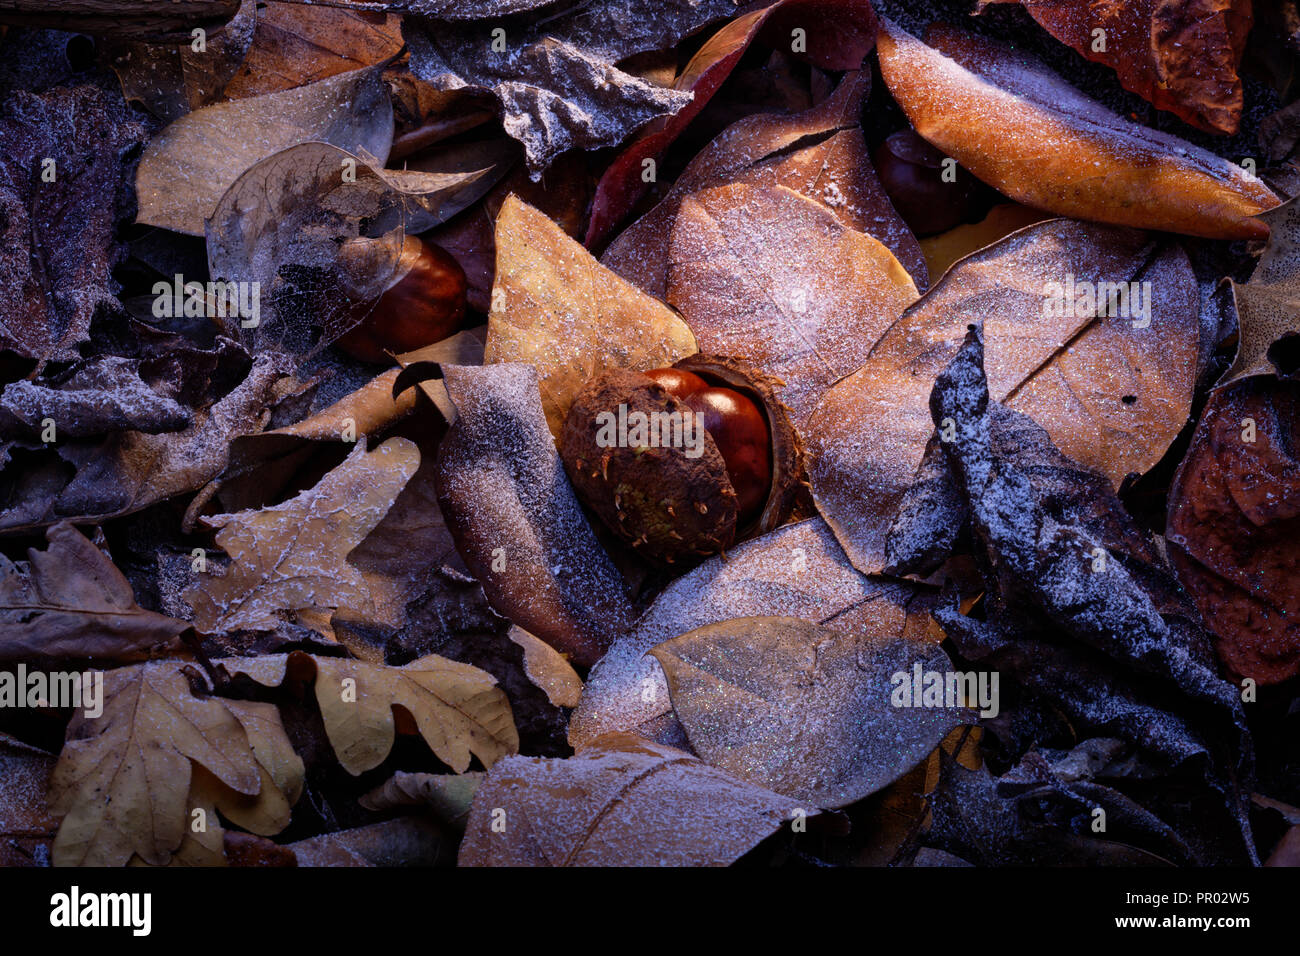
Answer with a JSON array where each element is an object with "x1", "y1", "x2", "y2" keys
[
  {"x1": 642, "y1": 369, "x2": 771, "y2": 522},
  {"x1": 336, "y1": 235, "x2": 467, "y2": 364},
  {"x1": 872, "y1": 129, "x2": 984, "y2": 237}
]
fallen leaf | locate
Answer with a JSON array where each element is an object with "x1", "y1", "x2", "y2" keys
[
  {"x1": 978, "y1": 0, "x2": 1253, "y2": 135},
  {"x1": 1227, "y1": 198, "x2": 1300, "y2": 385},
  {"x1": 287, "y1": 816, "x2": 448, "y2": 866},
  {"x1": 484, "y1": 194, "x2": 698, "y2": 436},
  {"x1": 807, "y1": 218, "x2": 1201, "y2": 575},
  {"x1": 651, "y1": 616, "x2": 960, "y2": 808},
  {"x1": 602, "y1": 72, "x2": 928, "y2": 295},
  {"x1": 0, "y1": 733, "x2": 57, "y2": 867},
  {"x1": 136, "y1": 65, "x2": 394, "y2": 235},
  {"x1": 667, "y1": 182, "x2": 918, "y2": 426},
  {"x1": 0, "y1": 84, "x2": 147, "y2": 362},
  {"x1": 875, "y1": 20, "x2": 1278, "y2": 239},
  {"x1": 919, "y1": 203, "x2": 1048, "y2": 281},
  {"x1": 569, "y1": 517, "x2": 935, "y2": 749},
  {"x1": 49, "y1": 661, "x2": 265, "y2": 867},
  {"x1": 226, "y1": 651, "x2": 518, "y2": 775},
  {"x1": 0, "y1": 356, "x2": 189, "y2": 441},
  {"x1": 404, "y1": 1, "x2": 749, "y2": 172},
  {"x1": 185, "y1": 438, "x2": 420, "y2": 637},
  {"x1": 507, "y1": 626, "x2": 583, "y2": 709},
  {"x1": 434, "y1": 362, "x2": 638, "y2": 667},
  {"x1": 222, "y1": 2, "x2": 404, "y2": 98},
  {"x1": 584, "y1": 0, "x2": 879, "y2": 246},
  {"x1": 0, "y1": 522, "x2": 190, "y2": 664},
  {"x1": 360, "y1": 771, "x2": 483, "y2": 833},
  {"x1": 1167, "y1": 377, "x2": 1300, "y2": 684},
  {"x1": 458, "y1": 732, "x2": 809, "y2": 866}
]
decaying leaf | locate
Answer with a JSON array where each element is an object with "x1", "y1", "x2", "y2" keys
[
  {"x1": 221, "y1": 2, "x2": 405, "y2": 99},
  {"x1": 979, "y1": 0, "x2": 1253, "y2": 135},
  {"x1": 404, "y1": 1, "x2": 749, "y2": 172},
  {"x1": 651, "y1": 616, "x2": 960, "y2": 808},
  {"x1": 0, "y1": 84, "x2": 147, "y2": 363},
  {"x1": 0, "y1": 733, "x2": 58, "y2": 867},
  {"x1": 0, "y1": 522, "x2": 189, "y2": 664},
  {"x1": 459, "y1": 732, "x2": 809, "y2": 866},
  {"x1": 667, "y1": 182, "x2": 918, "y2": 426},
  {"x1": 484, "y1": 195, "x2": 698, "y2": 436},
  {"x1": 507, "y1": 626, "x2": 583, "y2": 709},
  {"x1": 903, "y1": 326, "x2": 1256, "y2": 864},
  {"x1": 136, "y1": 65, "x2": 394, "y2": 235},
  {"x1": 226, "y1": 651, "x2": 518, "y2": 775},
  {"x1": 808, "y1": 218, "x2": 1201, "y2": 575},
  {"x1": 1227, "y1": 198, "x2": 1300, "y2": 385},
  {"x1": 434, "y1": 362, "x2": 638, "y2": 667},
  {"x1": 360, "y1": 770, "x2": 484, "y2": 834},
  {"x1": 185, "y1": 438, "x2": 419, "y2": 638},
  {"x1": 569, "y1": 517, "x2": 935, "y2": 749},
  {"x1": 875, "y1": 20, "x2": 1278, "y2": 239},
  {"x1": 287, "y1": 816, "x2": 447, "y2": 866},
  {"x1": 603, "y1": 72, "x2": 928, "y2": 294},
  {"x1": 1168, "y1": 377, "x2": 1300, "y2": 684},
  {"x1": 584, "y1": 0, "x2": 879, "y2": 246},
  {"x1": 49, "y1": 661, "x2": 269, "y2": 867}
]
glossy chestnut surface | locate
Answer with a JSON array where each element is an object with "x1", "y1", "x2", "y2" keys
[{"x1": 336, "y1": 235, "x2": 467, "y2": 364}]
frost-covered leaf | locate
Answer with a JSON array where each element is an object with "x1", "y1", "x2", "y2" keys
[
  {"x1": 185, "y1": 438, "x2": 419, "y2": 637},
  {"x1": 485, "y1": 195, "x2": 698, "y2": 437},
  {"x1": 652, "y1": 616, "x2": 959, "y2": 808},
  {"x1": 459, "y1": 732, "x2": 809, "y2": 866}
]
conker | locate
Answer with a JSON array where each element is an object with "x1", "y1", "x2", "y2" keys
[
  {"x1": 872, "y1": 129, "x2": 986, "y2": 237},
  {"x1": 560, "y1": 355, "x2": 802, "y2": 567},
  {"x1": 643, "y1": 368, "x2": 771, "y2": 522},
  {"x1": 336, "y1": 235, "x2": 468, "y2": 364}
]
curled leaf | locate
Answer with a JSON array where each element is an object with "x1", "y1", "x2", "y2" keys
[{"x1": 875, "y1": 20, "x2": 1278, "y2": 239}]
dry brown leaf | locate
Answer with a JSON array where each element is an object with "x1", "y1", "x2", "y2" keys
[
  {"x1": 227, "y1": 651, "x2": 518, "y2": 775},
  {"x1": 434, "y1": 362, "x2": 638, "y2": 667},
  {"x1": 876, "y1": 20, "x2": 1278, "y2": 240},
  {"x1": 1227, "y1": 199, "x2": 1300, "y2": 385},
  {"x1": 288, "y1": 816, "x2": 447, "y2": 866},
  {"x1": 808, "y1": 218, "x2": 1201, "y2": 575},
  {"x1": 0, "y1": 733, "x2": 57, "y2": 867},
  {"x1": 136, "y1": 65, "x2": 393, "y2": 235},
  {"x1": 667, "y1": 182, "x2": 918, "y2": 426},
  {"x1": 222, "y1": 2, "x2": 404, "y2": 99},
  {"x1": 651, "y1": 616, "x2": 960, "y2": 808},
  {"x1": 507, "y1": 626, "x2": 583, "y2": 708},
  {"x1": 48, "y1": 661, "x2": 268, "y2": 867},
  {"x1": 919, "y1": 203, "x2": 1049, "y2": 281},
  {"x1": 979, "y1": 0, "x2": 1253, "y2": 135},
  {"x1": 484, "y1": 195, "x2": 698, "y2": 437},
  {"x1": 359, "y1": 771, "x2": 483, "y2": 833},
  {"x1": 185, "y1": 437, "x2": 419, "y2": 638},
  {"x1": 0, "y1": 521, "x2": 190, "y2": 664},
  {"x1": 603, "y1": 72, "x2": 928, "y2": 296},
  {"x1": 459, "y1": 732, "x2": 810, "y2": 866},
  {"x1": 570, "y1": 517, "x2": 935, "y2": 749}
]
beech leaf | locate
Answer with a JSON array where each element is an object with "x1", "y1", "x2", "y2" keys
[
  {"x1": 137, "y1": 65, "x2": 395, "y2": 235},
  {"x1": 0, "y1": 522, "x2": 190, "y2": 664}
]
